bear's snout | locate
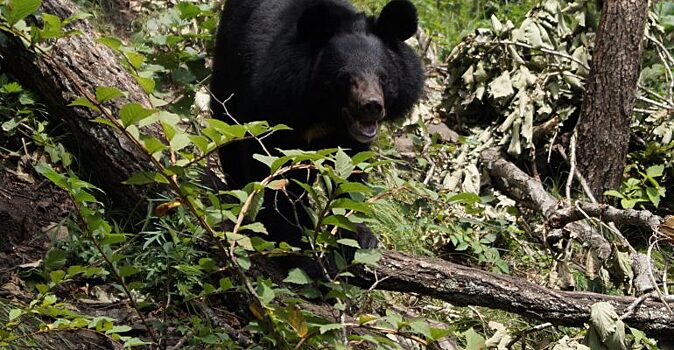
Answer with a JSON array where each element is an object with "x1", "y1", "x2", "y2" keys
[
  {"x1": 347, "y1": 75, "x2": 385, "y2": 122},
  {"x1": 361, "y1": 99, "x2": 384, "y2": 119}
]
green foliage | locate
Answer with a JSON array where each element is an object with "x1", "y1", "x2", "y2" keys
[
  {"x1": 584, "y1": 302, "x2": 627, "y2": 350},
  {"x1": 0, "y1": 76, "x2": 71, "y2": 167},
  {"x1": 354, "y1": 0, "x2": 537, "y2": 56},
  {"x1": 605, "y1": 164, "x2": 667, "y2": 209}
]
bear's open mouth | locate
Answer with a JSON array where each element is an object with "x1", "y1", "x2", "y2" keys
[{"x1": 342, "y1": 108, "x2": 379, "y2": 143}]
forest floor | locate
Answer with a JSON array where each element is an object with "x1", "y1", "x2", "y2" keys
[{"x1": 0, "y1": 164, "x2": 74, "y2": 278}]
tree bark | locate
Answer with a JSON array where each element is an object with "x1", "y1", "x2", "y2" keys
[
  {"x1": 355, "y1": 251, "x2": 674, "y2": 338},
  {"x1": 0, "y1": 0, "x2": 159, "y2": 210},
  {"x1": 19, "y1": 236, "x2": 672, "y2": 343},
  {"x1": 575, "y1": 0, "x2": 649, "y2": 198}
]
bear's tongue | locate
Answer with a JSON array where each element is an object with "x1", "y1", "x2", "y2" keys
[
  {"x1": 356, "y1": 120, "x2": 378, "y2": 138},
  {"x1": 342, "y1": 108, "x2": 380, "y2": 143}
]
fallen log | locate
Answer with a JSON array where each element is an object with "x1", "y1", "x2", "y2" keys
[
  {"x1": 357, "y1": 250, "x2": 674, "y2": 337},
  {"x1": 0, "y1": 0, "x2": 161, "y2": 210}
]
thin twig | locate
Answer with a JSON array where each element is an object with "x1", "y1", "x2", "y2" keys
[
  {"x1": 506, "y1": 322, "x2": 554, "y2": 349},
  {"x1": 564, "y1": 131, "x2": 577, "y2": 201}
]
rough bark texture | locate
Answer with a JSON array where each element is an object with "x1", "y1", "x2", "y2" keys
[
  {"x1": 356, "y1": 251, "x2": 674, "y2": 337},
  {"x1": 575, "y1": 0, "x2": 648, "y2": 198},
  {"x1": 548, "y1": 203, "x2": 662, "y2": 230},
  {"x1": 0, "y1": 0, "x2": 162, "y2": 210}
]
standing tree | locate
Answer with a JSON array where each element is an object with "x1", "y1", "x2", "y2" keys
[{"x1": 575, "y1": 0, "x2": 649, "y2": 198}]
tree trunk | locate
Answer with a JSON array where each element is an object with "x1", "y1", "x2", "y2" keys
[
  {"x1": 0, "y1": 0, "x2": 159, "y2": 210},
  {"x1": 575, "y1": 0, "x2": 648, "y2": 198}
]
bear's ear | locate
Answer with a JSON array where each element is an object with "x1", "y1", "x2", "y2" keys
[
  {"x1": 297, "y1": 3, "x2": 342, "y2": 44},
  {"x1": 376, "y1": 0, "x2": 418, "y2": 41}
]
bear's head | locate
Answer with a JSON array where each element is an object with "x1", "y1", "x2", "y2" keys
[{"x1": 297, "y1": 0, "x2": 422, "y2": 144}]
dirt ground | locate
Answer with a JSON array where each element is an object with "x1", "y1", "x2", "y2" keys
[{"x1": 0, "y1": 163, "x2": 75, "y2": 284}]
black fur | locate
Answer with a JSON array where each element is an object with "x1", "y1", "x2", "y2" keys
[{"x1": 210, "y1": 0, "x2": 424, "y2": 249}]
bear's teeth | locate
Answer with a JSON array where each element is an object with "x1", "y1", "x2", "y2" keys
[{"x1": 359, "y1": 121, "x2": 378, "y2": 137}]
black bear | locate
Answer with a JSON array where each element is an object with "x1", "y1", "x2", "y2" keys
[{"x1": 210, "y1": 0, "x2": 424, "y2": 251}]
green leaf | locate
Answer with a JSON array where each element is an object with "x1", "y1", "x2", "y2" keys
[
  {"x1": 246, "y1": 188, "x2": 265, "y2": 221},
  {"x1": 646, "y1": 164, "x2": 664, "y2": 178},
  {"x1": 331, "y1": 198, "x2": 372, "y2": 215},
  {"x1": 44, "y1": 248, "x2": 67, "y2": 271},
  {"x1": 319, "y1": 323, "x2": 344, "y2": 334},
  {"x1": 49, "y1": 270, "x2": 66, "y2": 284},
  {"x1": 123, "y1": 338, "x2": 151, "y2": 347},
  {"x1": 142, "y1": 136, "x2": 166, "y2": 157},
  {"x1": 125, "y1": 51, "x2": 146, "y2": 69},
  {"x1": 176, "y1": 2, "x2": 201, "y2": 19},
  {"x1": 225, "y1": 232, "x2": 254, "y2": 251},
  {"x1": 69, "y1": 97, "x2": 100, "y2": 112},
  {"x1": 351, "y1": 151, "x2": 375, "y2": 165},
  {"x1": 219, "y1": 277, "x2": 233, "y2": 291},
  {"x1": 464, "y1": 328, "x2": 486, "y2": 350},
  {"x1": 352, "y1": 249, "x2": 381, "y2": 266},
  {"x1": 587, "y1": 302, "x2": 627, "y2": 350},
  {"x1": 99, "y1": 233, "x2": 126, "y2": 246},
  {"x1": 37, "y1": 13, "x2": 63, "y2": 40},
  {"x1": 133, "y1": 74, "x2": 155, "y2": 94},
  {"x1": 1, "y1": 82, "x2": 23, "y2": 93},
  {"x1": 257, "y1": 281, "x2": 275, "y2": 304},
  {"x1": 335, "y1": 149, "x2": 354, "y2": 178},
  {"x1": 118, "y1": 265, "x2": 139, "y2": 278},
  {"x1": 283, "y1": 268, "x2": 312, "y2": 285},
  {"x1": 603, "y1": 190, "x2": 624, "y2": 199},
  {"x1": 189, "y1": 135, "x2": 210, "y2": 153},
  {"x1": 322, "y1": 215, "x2": 357, "y2": 232},
  {"x1": 170, "y1": 133, "x2": 190, "y2": 152},
  {"x1": 240, "y1": 222, "x2": 267, "y2": 234},
  {"x1": 120, "y1": 103, "x2": 156, "y2": 127},
  {"x1": 6, "y1": 0, "x2": 42, "y2": 26},
  {"x1": 620, "y1": 198, "x2": 638, "y2": 209},
  {"x1": 336, "y1": 182, "x2": 372, "y2": 195},
  {"x1": 198, "y1": 258, "x2": 216, "y2": 272},
  {"x1": 448, "y1": 192, "x2": 481, "y2": 205},
  {"x1": 42, "y1": 294, "x2": 57, "y2": 306},
  {"x1": 122, "y1": 171, "x2": 169, "y2": 185},
  {"x1": 8, "y1": 309, "x2": 23, "y2": 321},
  {"x1": 646, "y1": 187, "x2": 661, "y2": 207},
  {"x1": 95, "y1": 86, "x2": 124, "y2": 103},
  {"x1": 34, "y1": 163, "x2": 67, "y2": 188},
  {"x1": 105, "y1": 325, "x2": 131, "y2": 334},
  {"x1": 429, "y1": 327, "x2": 452, "y2": 341},
  {"x1": 63, "y1": 10, "x2": 92, "y2": 25},
  {"x1": 409, "y1": 320, "x2": 432, "y2": 339},
  {"x1": 336, "y1": 238, "x2": 360, "y2": 249},
  {"x1": 97, "y1": 36, "x2": 122, "y2": 51}
]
